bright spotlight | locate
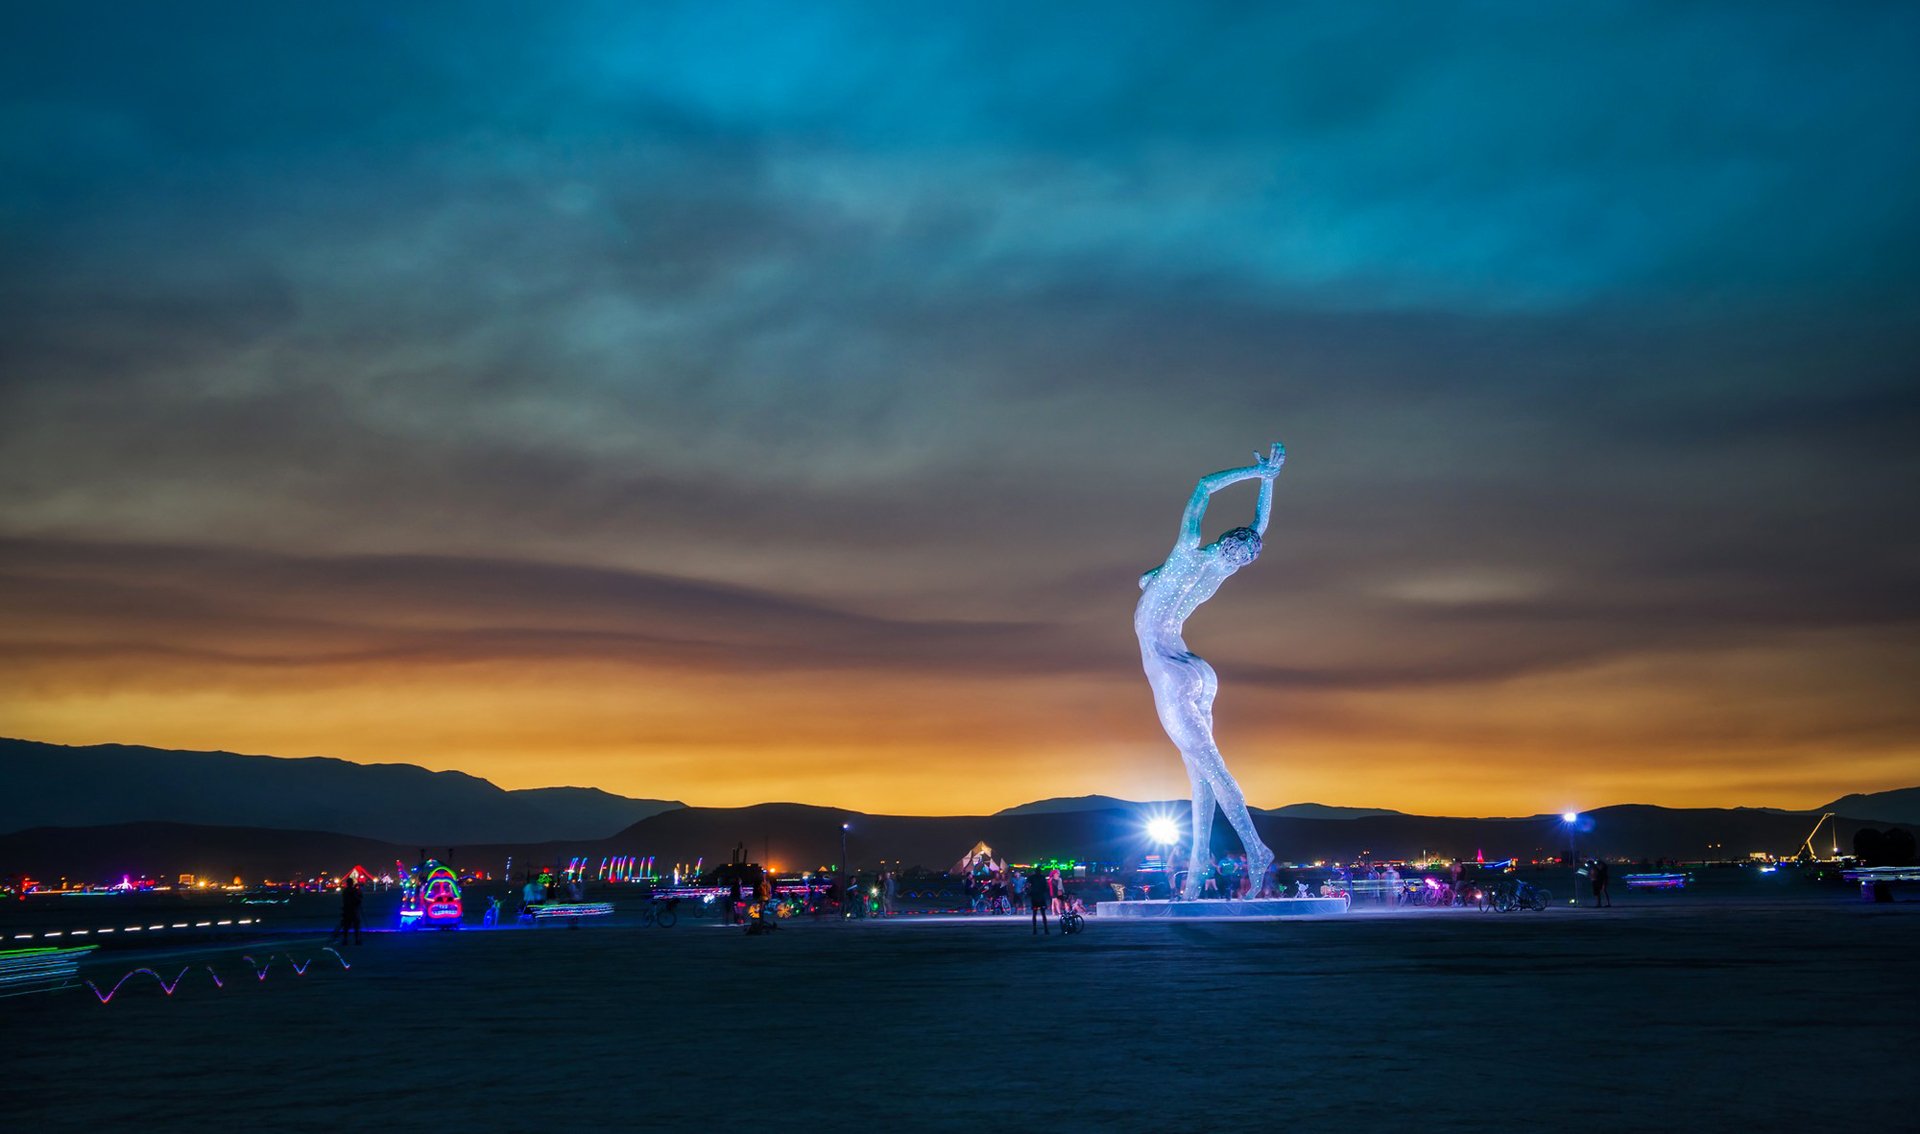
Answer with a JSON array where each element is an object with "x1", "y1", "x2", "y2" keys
[
  {"x1": 1146, "y1": 817, "x2": 1180, "y2": 845},
  {"x1": 1561, "y1": 812, "x2": 1578, "y2": 823}
]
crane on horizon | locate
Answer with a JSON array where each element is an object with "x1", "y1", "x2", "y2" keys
[{"x1": 1799, "y1": 812, "x2": 1838, "y2": 860}]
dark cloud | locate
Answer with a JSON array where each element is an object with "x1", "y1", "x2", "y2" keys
[
  {"x1": 2, "y1": 4, "x2": 1916, "y2": 806},
  {"x1": 0, "y1": 538, "x2": 1100, "y2": 678}
]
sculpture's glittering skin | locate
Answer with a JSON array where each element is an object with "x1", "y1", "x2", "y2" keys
[{"x1": 1136, "y1": 444, "x2": 1285, "y2": 899}]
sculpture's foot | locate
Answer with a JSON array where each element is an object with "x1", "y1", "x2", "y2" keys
[{"x1": 1248, "y1": 848, "x2": 1274, "y2": 900}]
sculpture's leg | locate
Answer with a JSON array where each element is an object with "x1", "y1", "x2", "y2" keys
[
  {"x1": 1183, "y1": 657, "x2": 1272, "y2": 897},
  {"x1": 1183, "y1": 760, "x2": 1213, "y2": 900},
  {"x1": 1182, "y1": 748, "x2": 1274, "y2": 901},
  {"x1": 1204, "y1": 762, "x2": 1273, "y2": 898}
]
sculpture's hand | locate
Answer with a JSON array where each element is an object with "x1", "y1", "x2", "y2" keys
[{"x1": 1253, "y1": 442, "x2": 1286, "y2": 478}]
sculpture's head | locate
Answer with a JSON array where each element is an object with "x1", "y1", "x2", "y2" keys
[{"x1": 1213, "y1": 526, "x2": 1262, "y2": 567}]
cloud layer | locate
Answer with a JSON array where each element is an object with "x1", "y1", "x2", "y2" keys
[{"x1": 3, "y1": 5, "x2": 1916, "y2": 812}]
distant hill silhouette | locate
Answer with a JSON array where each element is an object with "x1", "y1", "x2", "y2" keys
[
  {"x1": 1820, "y1": 787, "x2": 1920, "y2": 826},
  {"x1": 1, "y1": 802, "x2": 1897, "y2": 883},
  {"x1": 0, "y1": 738, "x2": 681, "y2": 844},
  {"x1": 4, "y1": 738, "x2": 1909, "y2": 880},
  {"x1": 0, "y1": 822, "x2": 420, "y2": 883},
  {"x1": 994, "y1": 795, "x2": 1180, "y2": 816},
  {"x1": 996, "y1": 795, "x2": 1400, "y2": 820},
  {"x1": 1262, "y1": 802, "x2": 1404, "y2": 820}
]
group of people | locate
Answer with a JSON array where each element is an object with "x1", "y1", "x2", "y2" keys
[
  {"x1": 1173, "y1": 853, "x2": 1269, "y2": 899},
  {"x1": 1023, "y1": 865, "x2": 1085, "y2": 935},
  {"x1": 822, "y1": 870, "x2": 900, "y2": 918},
  {"x1": 722, "y1": 872, "x2": 777, "y2": 928},
  {"x1": 1348, "y1": 861, "x2": 1481, "y2": 907},
  {"x1": 964, "y1": 865, "x2": 1077, "y2": 920},
  {"x1": 520, "y1": 872, "x2": 583, "y2": 912},
  {"x1": 1149, "y1": 858, "x2": 1477, "y2": 905},
  {"x1": 722, "y1": 870, "x2": 904, "y2": 930},
  {"x1": 961, "y1": 865, "x2": 1083, "y2": 935}
]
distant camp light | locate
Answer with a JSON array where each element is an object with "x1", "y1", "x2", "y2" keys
[
  {"x1": 1146, "y1": 817, "x2": 1180, "y2": 845},
  {"x1": 1561, "y1": 812, "x2": 1578, "y2": 823}
]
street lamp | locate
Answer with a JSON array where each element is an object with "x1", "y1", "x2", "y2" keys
[
  {"x1": 840, "y1": 822, "x2": 850, "y2": 878},
  {"x1": 1146, "y1": 816, "x2": 1182, "y2": 899},
  {"x1": 1561, "y1": 812, "x2": 1579, "y2": 906}
]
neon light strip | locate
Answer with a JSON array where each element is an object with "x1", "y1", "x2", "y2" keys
[
  {"x1": 86, "y1": 966, "x2": 192, "y2": 1003},
  {"x1": 0, "y1": 946, "x2": 96, "y2": 997},
  {"x1": 82, "y1": 950, "x2": 347, "y2": 1003},
  {"x1": 10, "y1": 917, "x2": 262, "y2": 941}
]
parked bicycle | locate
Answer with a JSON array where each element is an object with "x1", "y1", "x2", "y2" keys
[
  {"x1": 1490, "y1": 880, "x2": 1551, "y2": 912},
  {"x1": 637, "y1": 897, "x2": 679, "y2": 927}
]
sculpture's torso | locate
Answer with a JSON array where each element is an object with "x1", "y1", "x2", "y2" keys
[{"x1": 1134, "y1": 550, "x2": 1236, "y2": 669}]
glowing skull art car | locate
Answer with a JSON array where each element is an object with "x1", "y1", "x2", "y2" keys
[{"x1": 398, "y1": 861, "x2": 463, "y2": 930}]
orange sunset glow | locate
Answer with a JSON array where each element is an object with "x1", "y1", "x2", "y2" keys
[{"x1": 4, "y1": 535, "x2": 1912, "y2": 815}]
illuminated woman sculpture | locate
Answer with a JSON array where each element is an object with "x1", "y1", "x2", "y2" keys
[{"x1": 1137, "y1": 444, "x2": 1285, "y2": 900}]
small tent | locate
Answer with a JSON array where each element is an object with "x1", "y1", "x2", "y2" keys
[{"x1": 952, "y1": 842, "x2": 1002, "y2": 876}]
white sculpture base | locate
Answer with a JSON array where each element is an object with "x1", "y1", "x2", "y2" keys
[{"x1": 1098, "y1": 897, "x2": 1348, "y2": 919}]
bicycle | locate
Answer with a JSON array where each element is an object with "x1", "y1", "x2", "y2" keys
[
  {"x1": 1060, "y1": 910, "x2": 1085, "y2": 934},
  {"x1": 636, "y1": 897, "x2": 679, "y2": 927},
  {"x1": 1491, "y1": 881, "x2": 1550, "y2": 912}
]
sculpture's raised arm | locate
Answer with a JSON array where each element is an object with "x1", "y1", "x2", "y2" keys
[{"x1": 1174, "y1": 443, "x2": 1286, "y2": 550}]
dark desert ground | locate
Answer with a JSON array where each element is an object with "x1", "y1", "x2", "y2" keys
[{"x1": 11, "y1": 887, "x2": 1915, "y2": 1133}]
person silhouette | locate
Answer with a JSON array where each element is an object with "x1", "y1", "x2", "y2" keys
[
  {"x1": 1028, "y1": 865, "x2": 1051, "y2": 936},
  {"x1": 337, "y1": 876, "x2": 363, "y2": 944},
  {"x1": 1137, "y1": 444, "x2": 1286, "y2": 900}
]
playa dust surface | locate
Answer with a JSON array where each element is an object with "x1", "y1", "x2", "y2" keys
[{"x1": 11, "y1": 899, "x2": 1917, "y2": 1133}]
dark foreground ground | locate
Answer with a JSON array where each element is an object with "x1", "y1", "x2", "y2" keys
[{"x1": 11, "y1": 899, "x2": 1917, "y2": 1133}]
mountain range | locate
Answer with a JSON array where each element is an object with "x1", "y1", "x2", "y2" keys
[
  {"x1": 2, "y1": 739, "x2": 1914, "y2": 881},
  {"x1": 995, "y1": 795, "x2": 1402, "y2": 820},
  {"x1": 0, "y1": 801, "x2": 1897, "y2": 883},
  {"x1": 0, "y1": 738, "x2": 682, "y2": 845},
  {"x1": 1818, "y1": 787, "x2": 1920, "y2": 826}
]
